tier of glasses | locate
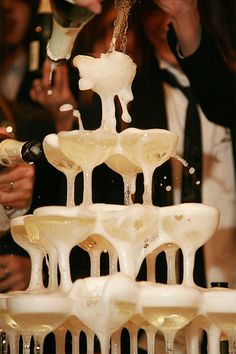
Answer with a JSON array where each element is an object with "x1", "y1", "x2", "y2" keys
[{"x1": 2, "y1": 276, "x2": 236, "y2": 354}]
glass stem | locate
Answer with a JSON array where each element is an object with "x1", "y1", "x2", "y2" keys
[
  {"x1": 66, "y1": 173, "x2": 76, "y2": 207},
  {"x1": 22, "y1": 334, "x2": 32, "y2": 354},
  {"x1": 0, "y1": 330, "x2": 8, "y2": 354},
  {"x1": 34, "y1": 336, "x2": 44, "y2": 354},
  {"x1": 228, "y1": 332, "x2": 236, "y2": 354},
  {"x1": 165, "y1": 244, "x2": 178, "y2": 285},
  {"x1": 122, "y1": 175, "x2": 133, "y2": 205},
  {"x1": 164, "y1": 331, "x2": 176, "y2": 354},
  {"x1": 83, "y1": 168, "x2": 93, "y2": 206},
  {"x1": 142, "y1": 169, "x2": 154, "y2": 205},
  {"x1": 146, "y1": 329, "x2": 156, "y2": 354}
]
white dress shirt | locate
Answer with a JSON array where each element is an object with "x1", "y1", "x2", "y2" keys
[{"x1": 159, "y1": 58, "x2": 236, "y2": 287}]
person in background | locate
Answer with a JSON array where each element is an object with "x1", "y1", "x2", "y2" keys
[
  {"x1": 0, "y1": 0, "x2": 63, "y2": 293},
  {"x1": 140, "y1": 0, "x2": 236, "y2": 288},
  {"x1": 0, "y1": 123, "x2": 34, "y2": 292},
  {"x1": 153, "y1": 0, "x2": 236, "y2": 174}
]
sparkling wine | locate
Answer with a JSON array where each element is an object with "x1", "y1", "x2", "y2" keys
[
  {"x1": 47, "y1": 0, "x2": 95, "y2": 64},
  {"x1": 142, "y1": 306, "x2": 198, "y2": 330}
]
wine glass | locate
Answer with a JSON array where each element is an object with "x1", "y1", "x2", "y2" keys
[
  {"x1": 138, "y1": 282, "x2": 201, "y2": 354},
  {"x1": 120, "y1": 128, "x2": 178, "y2": 205},
  {"x1": 69, "y1": 273, "x2": 138, "y2": 354},
  {"x1": 79, "y1": 233, "x2": 118, "y2": 277},
  {"x1": 43, "y1": 133, "x2": 82, "y2": 207},
  {"x1": 10, "y1": 216, "x2": 54, "y2": 291},
  {"x1": 91, "y1": 203, "x2": 158, "y2": 278},
  {"x1": 157, "y1": 203, "x2": 220, "y2": 286},
  {"x1": 0, "y1": 294, "x2": 20, "y2": 354},
  {"x1": 24, "y1": 205, "x2": 96, "y2": 292},
  {"x1": 105, "y1": 135, "x2": 141, "y2": 205},
  {"x1": 184, "y1": 314, "x2": 221, "y2": 354},
  {"x1": 58, "y1": 129, "x2": 117, "y2": 205},
  {"x1": 146, "y1": 243, "x2": 179, "y2": 284},
  {"x1": 6, "y1": 292, "x2": 71, "y2": 354},
  {"x1": 203, "y1": 287, "x2": 236, "y2": 354},
  {"x1": 56, "y1": 316, "x2": 95, "y2": 354},
  {"x1": 73, "y1": 51, "x2": 136, "y2": 133},
  {"x1": 130, "y1": 314, "x2": 157, "y2": 354}
]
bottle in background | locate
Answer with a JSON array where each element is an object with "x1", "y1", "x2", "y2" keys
[{"x1": 28, "y1": 0, "x2": 53, "y2": 79}]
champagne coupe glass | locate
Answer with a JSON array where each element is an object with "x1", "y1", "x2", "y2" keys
[
  {"x1": 120, "y1": 128, "x2": 178, "y2": 205},
  {"x1": 204, "y1": 287, "x2": 236, "y2": 354},
  {"x1": 73, "y1": 51, "x2": 136, "y2": 133},
  {"x1": 6, "y1": 292, "x2": 71, "y2": 354},
  {"x1": 0, "y1": 294, "x2": 20, "y2": 354},
  {"x1": 91, "y1": 203, "x2": 158, "y2": 278},
  {"x1": 79, "y1": 234, "x2": 118, "y2": 277},
  {"x1": 56, "y1": 316, "x2": 95, "y2": 354},
  {"x1": 105, "y1": 135, "x2": 141, "y2": 205},
  {"x1": 138, "y1": 282, "x2": 201, "y2": 354},
  {"x1": 157, "y1": 203, "x2": 220, "y2": 286},
  {"x1": 24, "y1": 206, "x2": 96, "y2": 292},
  {"x1": 43, "y1": 133, "x2": 82, "y2": 207},
  {"x1": 184, "y1": 314, "x2": 221, "y2": 354},
  {"x1": 130, "y1": 314, "x2": 157, "y2": 354},
  {"x1": 10, "y1": 216, "x2": 58, "y2": 291},
  {"x1": 58, "y1": 129, "x2": 117, "y2": 205},
  {"x1": 146, "y1": 243, "x2": 179, "y2": 284},
  {"x1": 69, "y1": 273, "x2": 138, "y2": 354}
]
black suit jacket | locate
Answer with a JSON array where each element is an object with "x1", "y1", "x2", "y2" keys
[{"x1": 168, "y1": 25, "x2": 236, "y2": 175}]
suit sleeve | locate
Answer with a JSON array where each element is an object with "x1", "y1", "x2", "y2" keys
[{"x1": 167, "y1": 24, "x2": 236, "y2": 130}]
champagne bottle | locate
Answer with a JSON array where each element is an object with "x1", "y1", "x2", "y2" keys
[
  {"x1": 28, "y1": 0, "x2": 53, "y2": 79},
  {"x1": 47, "y1": 0, "x2": 95, "y2": 64},
  {"x1": 0, "y1": 138, "x2": 42, "y2": 169},
  {"x1": 210, "y1": 282, "x2": 229, "y2": 354}
]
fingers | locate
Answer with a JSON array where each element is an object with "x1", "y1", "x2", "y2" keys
[
  {"x1": 0, "y1": 164, "x2": 35, "y2": 183},
  {"x1": 31, "y1": 62, "x2": 74, "y2": 103},
  {"x1": 75, "y1": 0, "x2": 102, "y2": 14},
  {"x1": 0, "y1": 164, "x2": 35, "y2": 208},
  {"x1": 0, "y1": 255, "x2": 31, "y2": 293}
]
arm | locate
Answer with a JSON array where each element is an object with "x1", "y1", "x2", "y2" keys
[
  {"x1": 153, "y1": 0, "x2": 201, "y2": 56},
  {"x1": 154, "y1": 0, "x2": 236, "y2": 129},
  {"x1": 167, "y1": 25, "x2": 236, "y2": 129}
]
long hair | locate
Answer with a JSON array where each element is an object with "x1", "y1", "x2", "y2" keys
[{"x1": 199, "y1": 0, "x2": 236, "y2": 70}]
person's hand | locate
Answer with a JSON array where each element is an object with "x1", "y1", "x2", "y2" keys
[
  {"x1": 0, "y1": 254, "x2": 31, "y2": 292},
  {"x1": 30, "y1": 60, "x2": 77, "y2": 132},
  {"x1": 75, "y1": 0, "x2": 102, "y2": 14},
  {"x1": 153, "y1": 0, "x2": 197, "y2": 19},
  {"x1": 0, "y1": 163, "x2": 35, "y2": 209},
  {"x1": 153, "y1": 0, "x2": 201, "y2": 57}
]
